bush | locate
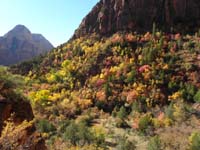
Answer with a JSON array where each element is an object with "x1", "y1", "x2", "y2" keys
[
  {"x1": 138, "y1": 114, "x2": 152, "y2": 133},
  {"x1": 104, "y1": 82, "x2": 112, "y2": 98},
  {"x1": 189, "y1": 132, "x2": 200, "y2": 150},
  {"x1": 147, "y1": 136, "x2": 161, "y2": 150},
  {"x1": 63, "y1": 121, "x2": 94, "y2": 146},
  {"x1": 91, "y1": 126, "x2": 107, "y2": 148},
  {"x1": 116, "y1": 135, "x2": 136, "y2": 150},
  {"x1": 168, "y1": 81, "x2": 179, "y2": 93},
  {"x1": 131, "y1": 101, "x2": 141, "y2": 113},
  {"x1": 182, "y1": 84, "x2": 197, "y2": 102},
  {"x1": 36, "y1": 119, "x2": 56, "y2": 133},
  {"x1": 58, "y1": 120, "x2": 71, "y2": 133},
  {"x1": 194, "y1": 90, "x2": 200, "y2": 103},
  {"x1": 165, "y1": 103, "x2": 174, "y2": 120},
  {"x1": 94, "y1": 133, "x2": 106, "y2": 148},
  {"x1": 117, "y1": 106, "x2": 128, "y2": 119},
  {"x1": 77, "y1": 123, "x2": 94, "y2": 146},
  {"x1": 125, "y1": 70, "x2": 136, "y2": 84},
  {"x1": 63, "y1": 122, "x2": 80, "y2": 145},
  {"x1": 115, "y1": 118, "x2": 129, "y2": 128}
]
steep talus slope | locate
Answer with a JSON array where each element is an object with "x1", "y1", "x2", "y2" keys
[
  {"x1": 0, "y1": 25, "x2": 54, "y2": 66},
  {"x1": 73, "y1": 0, "x2": 200, "y2": 38}
]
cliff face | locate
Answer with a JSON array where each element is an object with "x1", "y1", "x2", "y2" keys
[
  {"x1": 0, "y1": 25, "x2": 54, "y2": 66},
  {"x1": 73, "y1": 0, "x2": 200, "y2": 38}
]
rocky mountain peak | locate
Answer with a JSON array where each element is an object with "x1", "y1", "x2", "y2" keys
[
  {"x1": 11, "y1": 24, "x2": 30, "y2": 32},
  {"x1": 0, "y1": 25, "x2": 54, "y2": 65},
  {"x1": 4, "y1": 24, "x2": 32, "y2": 41},
  {"x1": 73, "y1": 0, "x2": 200, "y2": 38}
]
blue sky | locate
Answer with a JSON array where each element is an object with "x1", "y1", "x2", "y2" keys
[{"x1": 0, "y1": 0, "x2": 99, "y2": 46}]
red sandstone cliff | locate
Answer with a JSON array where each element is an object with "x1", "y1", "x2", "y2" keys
[{"x1": 73, "y1": 0, "x2": 200, "y2": 38}]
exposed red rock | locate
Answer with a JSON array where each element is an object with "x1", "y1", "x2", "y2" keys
[
  {"x1": 0, "y1": 79, "x2": 46, "y2": 150},
  {"x1": 73, "y1": 0, "x2": 200, "y2": 38},
  {"x1": 0, "y1": 120, "x2": 47, "y2": 150},
  {"x1": 0, "y1": 97, "x2": 34, "y2": 135}
]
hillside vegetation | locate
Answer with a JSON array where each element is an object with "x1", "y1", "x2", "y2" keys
[{"x1": 10, "y1": 30, "x2": 200, "y2": 149}]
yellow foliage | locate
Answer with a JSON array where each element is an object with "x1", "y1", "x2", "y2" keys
[
  {"x1": 163, "y1": 117, "x2": 173, "y2": 127},
  {"x1": 58, "y1": 70, "x2": 66, "y2": 77},
  {"x1": 29, "y1": 89, "x2": 50, "y2": 105},
  {"x1": 78, "y1": 99, "x2": 93, "y2": 109},
  {"x1": 129, "y1": 58, "x2": 135, "y2": 63},
  {"x1": 138, "y1": 55, "x2": 143, "y2": 61},
  {"x1": 109, "y1": 66, "x2": 119, "y2": 74},
  {"x1": 100, "y1": 73, "x2": 105, "y2": 79},
  {"x1": 90, "y1": 75, "x2": 100, "y2": 84},
  {"x1": 152, "y1": 117, "x2": 172, "y2": 128},
  {"x1": 152, "y1": 118, "x2": 163, "y2": 128},
  {"x1": 1, "y1": 119, "x2": 34, "y2": 140},
  {"x1": 136, "y1": 83, "x2": 146, "y2": 93},
  {"x1": 173, "y1": 104, "x2": 182, "y2": 119},
  {"x1": 60, "y1": 98, "x2": 70, "y2": 106},
  {"x1": 91, "y1": 126, "x2": 106, "y2": 137},
  {"x1": 49, "y1": 93, "x2": 61, "y2": 102},
  {"x1": 162, "y1": 64, "x2": 169, "y2": 70},
  {"x1": 46, "y1": 73, "x2": 57, "y2": 83},
  {"x1": 168, "y1": 91, "x2": 182, "y2": 101}
]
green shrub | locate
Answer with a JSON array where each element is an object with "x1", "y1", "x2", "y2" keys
[
  {"x1": 189, "y1": 132, "x2": 200, "y2": 150},
  {"x1": 182, "y1": 84, "x2": 197, "y2": 102},
  {"x1": 126, "y1": 70, "x2": 136, "y2": 84},
  {"x1": 63, "y1": 121, "x2": 94, "y2": 146},
  {"x1": 194, "y1": 90, "x2": 200, "y2": 103},
  {"x1": 104, "y1": 82, "x2": 112, "y2": 98},
  {"x1": 94, "y1": 133, "x2": 106, "y2": 148},
  {"x1": 116, "y1": 135, "x2": 136, "y2": 150},
  {"x1": 117, "y1": 106, "x2": 128, "y2": 119},
  {"x1": 63, "y1": 122, "x2": 80, "y2": 145},
  {"x1": 58, "y1": 120, "x2": 71, "y2": 133},
  {"x1": 138, "y1": 114, "x2": 152, "y2": 133},
  {"x1": 168, "y1": 81, "x2": 179, "y2": 93},
  {"x1": 79, "y1": 115, "x2": 94, "y2": 126},
  {"x1": 131, "y1": 101, "x2": 141, "y2": 113},
  {"x1": 36, "y1": 119, "x2": 56, "y2": 133},
  {"x1": 165, "y1": 103, "x2": 174, "y2": 120},
  {"x1": 147, "y1": 136, "x2": 161, "y2": 150},
  {"x1": 77, "y1": 122, "x2": 94, "y2": 146},
  {"x1": 115, "y1": 118, "x2": 129, "y2": 128},
  {"x1": 142, "y1": 47, "x2": 157, "y2": 64}
]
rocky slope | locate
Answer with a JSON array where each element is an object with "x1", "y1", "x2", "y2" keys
[
  {"x1": 7, "y1": 0, "x2": 200, "y2": 149},
  {"x1": 73, "y1": 0, "x2": 200, "y2": 38},
  {"x1": 0, "y1": 25, "x2": 53, "y2": 66},
  {"x1": 0, "y1": 68, "x2": 46, "y2": 150}
]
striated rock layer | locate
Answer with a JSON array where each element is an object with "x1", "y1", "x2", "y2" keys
[{"x1": 73, "y1": 0, "x2": 200, "y2": 38}]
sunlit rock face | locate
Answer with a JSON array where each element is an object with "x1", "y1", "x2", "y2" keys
[
  {"x1": 0, "y1": 25, "x2": 54, "y2": 66},
  {"x1": 73, "y1": 0, "x2": 200, "y2": 38}
]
